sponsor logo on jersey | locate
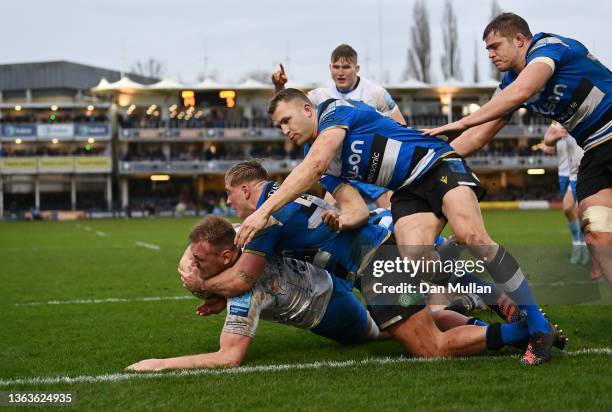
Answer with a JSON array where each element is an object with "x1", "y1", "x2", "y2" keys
[
  {"x1": 440, "y1": 176, "x2": 448, "y2": 184},
  {"x1": 348, "y1": 140, "x2": 364, "y2": 178},
  {"x1": 229, "y1": 291, "x2": 253, "y2": 317}
]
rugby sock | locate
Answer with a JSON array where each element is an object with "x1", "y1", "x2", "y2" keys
[
  {"x1": 486, "y1": 322, "x2": 529, "y2": 350},
  {"x1": 467, "y1": 317, "x2": 488, "y2": 327},
  {"x1": 454, "y1": 272, "x2": 502, "y2": 304},
  {"x1": 500, "y1": 322, "x2": 529, "y2": 344},
  {"x1": 484, "y1": 246, "x2": 549, "y2": 334},
  {"x1": 568, "y1": 220, "x2": 582, "y2": 243}
]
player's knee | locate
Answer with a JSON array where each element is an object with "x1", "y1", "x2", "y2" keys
[
  {"x1": 454, "y1": 228, "x2": 491, "y2": 247},
  {"x1": 581, "y1": 206, "x2": 612, "y2": 241}
]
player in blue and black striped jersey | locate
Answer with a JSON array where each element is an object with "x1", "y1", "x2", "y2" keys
[
  {"x1": 426, "y1": 12, "x2": 612, "y2": 289},
  {"x1": 235, "y1": 87, "x2": 556, "y2": 364}
]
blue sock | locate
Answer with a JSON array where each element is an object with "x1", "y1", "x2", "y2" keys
[
  {"x1": 568, "y1": 220, "x2": 581, "y2": 242},
  {"x1": 455, "y1": 272, "x2": 502, "y2": 304},
  {"x1": 485, "y1": 246, "x2": 549, "y2": 335},
  {"x1": 500, "y1": 322, "x2": 529, "y2": 344},
  {"x1": 467, "y1": 317, "x2": 488, "y2": 327}
]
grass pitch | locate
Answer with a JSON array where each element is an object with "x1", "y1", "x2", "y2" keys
[{"x1": 1, "y1": 211, "x2": 611, "y2": 411}]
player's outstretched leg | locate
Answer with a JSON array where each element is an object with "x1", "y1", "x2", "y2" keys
[
  {"x1": 442, "y1": 186, "x2": 555, "y2": 365},
  {"x1": 386, "y1": 307, "x2": 534, "y2": 358}
]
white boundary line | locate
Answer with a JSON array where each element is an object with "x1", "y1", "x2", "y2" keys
[
  {"x1": 95, "y1": 231, "x2": 107, "y2": 237},
  {"x1": 1, "y1": 348, "x2": 610, "y2": 387},
  {"x1": 14, "y1": 295, "x2": 196, "y2": 307},
  {"x1": 135, "y1": 241, "x2": 160, "y2": 250}
]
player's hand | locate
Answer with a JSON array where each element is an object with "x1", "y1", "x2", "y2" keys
[
  {"x1": 196, "y1": 296, "x2": 227, "y2": 316},
  {"x1": 321, "y1": 210, "x2": 342, "y2": 231},
  {"x1": 125, "y1": 358, "x2": 167, "y2": 372},
  {"x1": 235, "y1": 208, "x2": 270, "y2": 248},
  {"x1": 179, "y1": 266, "x2": 207, "y2": 295},
  {"x1": 540, "y1": 141, "x2": 555, "y2": 154},
  {"x1": 271, "y1": 64, "x2": 288, "y2": 90},
  {"x1": 422, "y1": 120, "x2": 468, "y2": 139}
]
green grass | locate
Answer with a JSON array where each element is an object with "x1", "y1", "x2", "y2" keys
[{"x1": 1, "y1": 211, "x2": 611, "y2": 411}]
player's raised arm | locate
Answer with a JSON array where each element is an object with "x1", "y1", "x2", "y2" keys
[
  {"x1": 271, "y1": 63, "x2": 288, "y2": 94},
  {"x1": 235, "y1": 127, "x2": 345, "y2": 247},
  {"x1": 126, "y1": 331, "x2": 251, "y2": 371},
  {"x1": 423, "y1": 62, "x2": 553, "y2": 137}
]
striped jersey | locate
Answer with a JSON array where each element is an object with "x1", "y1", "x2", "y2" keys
[
  {"x1": 305, "y1": 99, "x2": 455, "y2": 190},
  {"x1": 244, "y1": 181, "x2": 390, "y2": 278},
  {"x1": 499, "y1": 32, "x2": 611, "y2": 151}
]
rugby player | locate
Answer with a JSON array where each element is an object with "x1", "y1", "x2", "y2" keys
[
  {"x1": 219, "y1": 161, "x2": 543, "y2": 360},
  {"x1": 543, "y1": 122, "x2": 589, "y2": 266},
  {"x1": 126, "y1": 216, "x2": 472, "y2": 371},
  {"x1": 236, "y1": 89, "x2": 559, "y2": 364},
  {"x1": 272, "y1": 44, "x2": 399, "y2": 208},
  {"x1": 425, "y1": 13, "x2": 611, "y2": 285}
]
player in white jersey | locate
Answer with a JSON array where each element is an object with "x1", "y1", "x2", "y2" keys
[
  {"x1": 126, "y1": 216, "x2": 384, "y2": 371},
  {"x1": 544, "y1": 122, "x2": 588, "y2": 265},
  {"x1": 272, "y1": 44, "x2": 404, "y2": 208}
]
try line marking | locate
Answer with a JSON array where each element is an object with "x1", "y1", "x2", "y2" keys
[
  {"x1": 1, "y1": 348, "x2": 610, "y2": 387},
  {"x1": 135, "y1": 241, "x2": 160, "y2": 250},
  {"x1": 14, "y1": 295, "x2": 197, "y2": 307}
]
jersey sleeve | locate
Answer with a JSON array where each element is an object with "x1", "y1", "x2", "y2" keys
[
  {"x1": 317, "y1": 100, "x2": 354, "y2": 134},
  {"x1": 307, "y1": 88, "x2": 326, "y2": 107},
  {"x1": 222, "y1": 287, "x2": 265, "y2": 338},
  {"x1": 243, "y1": 220, "x2": 283, "y2": 258},
  {"x1": 527, "y1": 39, "x2": 569, "y2": 72},
  {"x1": 373, "y1": 88, "x2": 397, "y2": 115},
  {"x1": 319, "y1": 174, "x2": 349, "y2": 195}
]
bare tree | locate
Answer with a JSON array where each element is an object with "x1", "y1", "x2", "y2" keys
[
  {"x1": 440, "y1": 0, "x2": 462, "y2": 80},
  {"x1": 473, "y1": 36, "x2": 480, "y2": 84},
  {"x1": 488, "y1": 0, "x2": 503, "y2": 81},
  {"x1": 405, "y1": 0, "x2": 431, "y2": 83},
  {"x1": 131, "y1": 58, "x2": 165, "y2": 79}
]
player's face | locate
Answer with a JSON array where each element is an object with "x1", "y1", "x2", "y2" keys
[
  {"x1": 485, "y1": 32, "x2": 522, "y2": 72},
  {"x1": 330, "y1": 58, "x2": 360, "y2": 90},
  {"x1": 190, "y1": 241, "x2": 229, "y2": 279},
  {"x1": 225, "y1": 182, "x2": 252, "y2": 219},
  {"x1": 271, "y1": 100, "x2": 314, "y2": 146}
]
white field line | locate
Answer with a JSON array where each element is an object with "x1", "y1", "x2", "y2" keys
[
  {"x1": 135, "y1": 241, "x2": 160, "y2": 250},
  {"x1": 84, "y1": 226, "x2": 91, "y2": 232},
  {"x1": 14, "y1": 295, "x2": 196, "y2": 307},
  {"x1": 95, "y1": 231, "x2": 107, "y2": 237},
  {"x1": 0, "y1": 348, "x2": 610, "y2": 387}
]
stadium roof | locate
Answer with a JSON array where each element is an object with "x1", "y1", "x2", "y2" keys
[{"x1": 0, "y1": 61, "x2": 158, "y2": 91}]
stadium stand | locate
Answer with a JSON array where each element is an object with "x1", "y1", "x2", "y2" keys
[{"x1": 0, "y1": 61, "x2": 565, "y2": 219}]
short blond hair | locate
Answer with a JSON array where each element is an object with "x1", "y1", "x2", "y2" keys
[
  {"x1": 189, "y1": 215, "x2": 236, "y2": 250},
  {"x1": 225, "y1": 160, "x2": 268, "y2": 187}
]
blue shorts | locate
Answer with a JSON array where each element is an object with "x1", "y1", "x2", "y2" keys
[
  {"x1": 310, "y1": 275, "x2": 368, "y2": 344},
  {"x1": 558, "y1": 175, "x2": 577, "y2": 200}
]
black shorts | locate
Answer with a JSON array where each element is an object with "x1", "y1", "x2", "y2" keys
[
  {"x1": 360, "y1": 235, "x2": 426, "y2": 330},
  {"x1": 576, "y1": 139, "x2": 612, "y2": 203},
  {"x1": 390, "y1": 156, "x2": 485, "y2": 222}
]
